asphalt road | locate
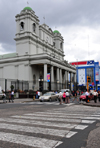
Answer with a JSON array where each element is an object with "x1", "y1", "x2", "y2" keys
[{"x1": 0, "y1": 101, "x2": 100, "y2": 148}]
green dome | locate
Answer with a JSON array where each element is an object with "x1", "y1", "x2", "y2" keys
[
  {"x1": 23, "y1": 7, "x2": 32, "y2": 11},
  {"x1": 53, "y1": 30, "x2": 60, "y2": 34}
]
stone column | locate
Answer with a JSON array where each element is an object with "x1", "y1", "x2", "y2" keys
[
  {"x1": 44, "y1": 64, "x2": 47, "y2": 90},
  {"x1": 51, "y1": 66, "x2": 54, "y2": 90},
  {"x1": 65, "y1": 71, "x2": 68, "y2": 88},
  {"x1": 56, "y1": 68, "x2": 59, "y2": 90},
  {"x1": 74, "y1": 73, "x2": 76, "y2": 82},
  {"x1": 70, "y1": 72, "x2": 73, "y2": 91},
  {"x1": 59, "y1": 69, "x2": 62, "y2": 89}
]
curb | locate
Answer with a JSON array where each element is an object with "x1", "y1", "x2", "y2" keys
[{"x1": 82, "y1": 103, "x2": 100, "y2": 107}]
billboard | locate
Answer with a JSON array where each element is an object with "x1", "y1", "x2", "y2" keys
[
  {"x1": 47, "y1": 73, "x2": 50, "y2": 82},
  {"x1": 95, "y1": 62, "x2": 99, "y2": 81}
]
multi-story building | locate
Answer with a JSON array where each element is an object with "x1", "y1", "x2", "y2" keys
[{"x1": 70, "y1": 60, "x2": 100, "y2": 90}]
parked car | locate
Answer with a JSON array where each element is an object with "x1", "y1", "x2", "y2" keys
[
  {"x1": 39, "y1": 92, "x2": 59, "y2": 102},
  {"x1": 79, "y1": 92, "x2": 94, "y2": 101}
]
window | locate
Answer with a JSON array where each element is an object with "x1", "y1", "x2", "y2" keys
[
  {"x1": 53, "y1": 42, "x2": 55, "y2": 46},
  {"x1": 33, "y1": 74, "x2": 36, "y2": 84},
  {"x1": 20, "y1": 22, "x2": 24, "y2": 30},
  {"x1": 60, "y1": 42, "x2": 62, "y2": 49},
  {"x1": 33, "y1": 23, "x2": 36, "y2": 32}
]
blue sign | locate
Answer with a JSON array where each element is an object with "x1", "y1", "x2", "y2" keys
[{"x1": 87, "y1": 60, "x2": 94, "y2": 65}]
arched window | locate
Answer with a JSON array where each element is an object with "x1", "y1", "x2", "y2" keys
[
  {"x1": 20, "y1": 22, "x2": 24, "y2": 30},
  {"x1": 33, "y1": 23, "x2": 36, "y2": 32}
]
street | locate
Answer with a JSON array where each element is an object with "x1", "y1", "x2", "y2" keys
[{"x1": 0, "y1": 101, "x2": 100, "y2": 148}]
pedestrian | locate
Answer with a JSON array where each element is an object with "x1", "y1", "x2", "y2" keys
[
  {"x1": 85, "y1": 89, "x2": 89, "y2": 103},
  {"x1": 38, "y1": 90, "x2": 40, "y2": 99},
  {"x1": 2, "y1": 92, "x2": 6, "y2": 103},
  {"x1": 59, "y1": 91, "x2": 62, "y2": 105},
  {"x1": 62, "y1": 91, "x2": 66, "y2": 103},
  {"x1": 55, "y1": 90, "x2": 58, "y2": 94},
  {"x1": 11, "y1": 90, "x2": 14, "y2": 103},
  {"x1": 93, "y1": 90, "x2": 98, "y2": 103},
  {"x1": 66, "y1": 91, "x2": 69, "y2": 103},
  {"x1": 72, "y1": 91, "x2": 78, "y2": 102},
  {"x1": 98, "y1": 91, "x2": 100, "y2": 102}
]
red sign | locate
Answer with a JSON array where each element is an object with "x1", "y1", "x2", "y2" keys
[{"x1": 92, "y1": 82, "x2": 94, "y2": 86}]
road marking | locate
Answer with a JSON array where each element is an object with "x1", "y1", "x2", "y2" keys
[
  {"x1": 0, "y1": 123, "x2": 70, "y2": 137},
  {"x1": 33, "y1": 112, "x2": 93, "y2": 116},
  {"x1": 24, "y1": 113, "x2": 99, "y2": 120},
  {"x1": 28, "y1": 102, "x2": 74, "y2": 106},
  {"x1": 66, "y1": 131, "x2": 77, "y2": 138},
  {"x1": 11, "y1": 115, "x2": 82, "y2": 123},
  {"x1": 11, "y1": 115, "x2": 95, "y2": 124},
  {"x1": 0, "y1": 118, "x2": 77, "y2": 128},
  {"x1": 82, "y1": 117, "x2": 100, "y2": 120},
  {"x1": 75, "y1": 125, "x2": 88, "y2": 130},
  {"x1": 82, "y1": 120, "x2": 95, "y2": 123},
  {"x1": 0, "y1": 132, "x2": 63, "y2": 148}
]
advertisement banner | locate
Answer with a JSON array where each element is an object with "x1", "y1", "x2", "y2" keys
[
  {"x1": 95, "y1": 62, "x2": 99, "y2": 81},
  {"x1": 47, "y1": 73, "x2": 50, "y2": 82}
]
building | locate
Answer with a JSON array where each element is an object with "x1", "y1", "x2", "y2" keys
[
  {"x1": 0, "y1": 7, "x2": 76, "y2": 92},
  {"x1": 70, "y1": 60, "x2": 100, "y2": 90}
]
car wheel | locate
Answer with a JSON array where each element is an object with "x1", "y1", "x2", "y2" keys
[{"x1": 49, "y1": 98, "x2": 52, "y2": 102}]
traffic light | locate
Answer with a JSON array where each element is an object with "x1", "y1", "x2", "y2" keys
[{"x1": 87, "y1": 76, "x2": 91, "y2": 82}]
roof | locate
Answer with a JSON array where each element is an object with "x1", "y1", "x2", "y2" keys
[
  {"x1": 23, "y1": 7, "x2": 32, "y2": 11},
  {"x1": 53, "y1": 30, "x2": 60, "y2": 34},
  {"x1": 0, "y1": 53, "x2": 16, "y2": 59}
]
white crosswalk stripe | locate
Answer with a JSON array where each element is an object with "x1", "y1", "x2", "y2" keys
[
  {"x1": 24, "y1": 113, "x2": 99, "y2": 120},
  {"x1": 11, "y1": 115, "x2": 95, "y2": 124},
  {"x1": 0, "y1": 123, "x2": 70, "y2": 137},
  {"x1": 0, "y1": 132, "x2": 63, "y2": 148},
  {"x1": 27, "y1": 101, "x2": 75, "y2": 106},
  {"x1": 0, "y1": 107, "x2": 99, "y2": 147}
]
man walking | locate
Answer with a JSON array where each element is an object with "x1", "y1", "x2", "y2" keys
[
  {"x1": 11, "y1": 90, "x2": 14, "y2": 103},
  {"x1": 93, "y1": 90, "x2": 98, "y2": 103}
]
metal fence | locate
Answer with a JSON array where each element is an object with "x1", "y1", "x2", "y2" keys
[{"x1": 0, "y1": 78, "x2": 78, "y2": 98}]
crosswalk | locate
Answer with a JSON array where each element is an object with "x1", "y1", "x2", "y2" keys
[
  {"x1": 0, "y1": 106, "x2": 100, "y2": 147},
  {"x1": 26, "y1": 101, "x2": 75, "y2": 106}
]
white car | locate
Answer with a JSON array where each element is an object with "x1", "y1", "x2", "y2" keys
[{"x1": 39, "y1": 92, "x2": 59, "y2": 102}]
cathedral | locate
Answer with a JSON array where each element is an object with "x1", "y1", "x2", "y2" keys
[{"x1": 0, "y1": 7, "x2": 76, "y2": 92}]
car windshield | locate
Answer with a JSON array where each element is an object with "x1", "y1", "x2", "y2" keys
[
  {"x1": 61, "y1": 90, "x2": 66, "y2": 93},
  {"x1": 43, "y1": 92, "x2": 52, "y2": 96}
]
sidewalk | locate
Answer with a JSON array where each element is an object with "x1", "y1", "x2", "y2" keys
[
  {"x1": 0, "y1": 98, "x2": 39, "y2": 104},
  {"x1": 82, "y1": 100, "x2": 100, "y2": 107}
]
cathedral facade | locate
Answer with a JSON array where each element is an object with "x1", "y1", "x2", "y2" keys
[{"x1": 0, "y1": 7, "x2": 76, "y2": 92}]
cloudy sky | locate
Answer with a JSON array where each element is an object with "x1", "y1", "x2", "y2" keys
[{"x1": 0, "y1": 0, "x2": 100, "y2": 63}]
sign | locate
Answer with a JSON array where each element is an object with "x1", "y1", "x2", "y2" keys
[
  {"x1": 92, "y1": 82, "x2": 94, "y2": 86},
  {"x1": 94, "y1": 62, "x2": 99, "y2": 81},
  {"x1": 47, "y1": 73, "x2": 50, "y2": 82},
  {"x1": 87, "y1": 60, "x2": 94, "y2": 65}
]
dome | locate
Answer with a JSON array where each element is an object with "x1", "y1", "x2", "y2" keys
[
  {"x1": 23, "y1": 7, "x2": 32, "y2": 11},
  {"x1": 53, "y1": 30, "x2": 60, "y2": 34}
]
